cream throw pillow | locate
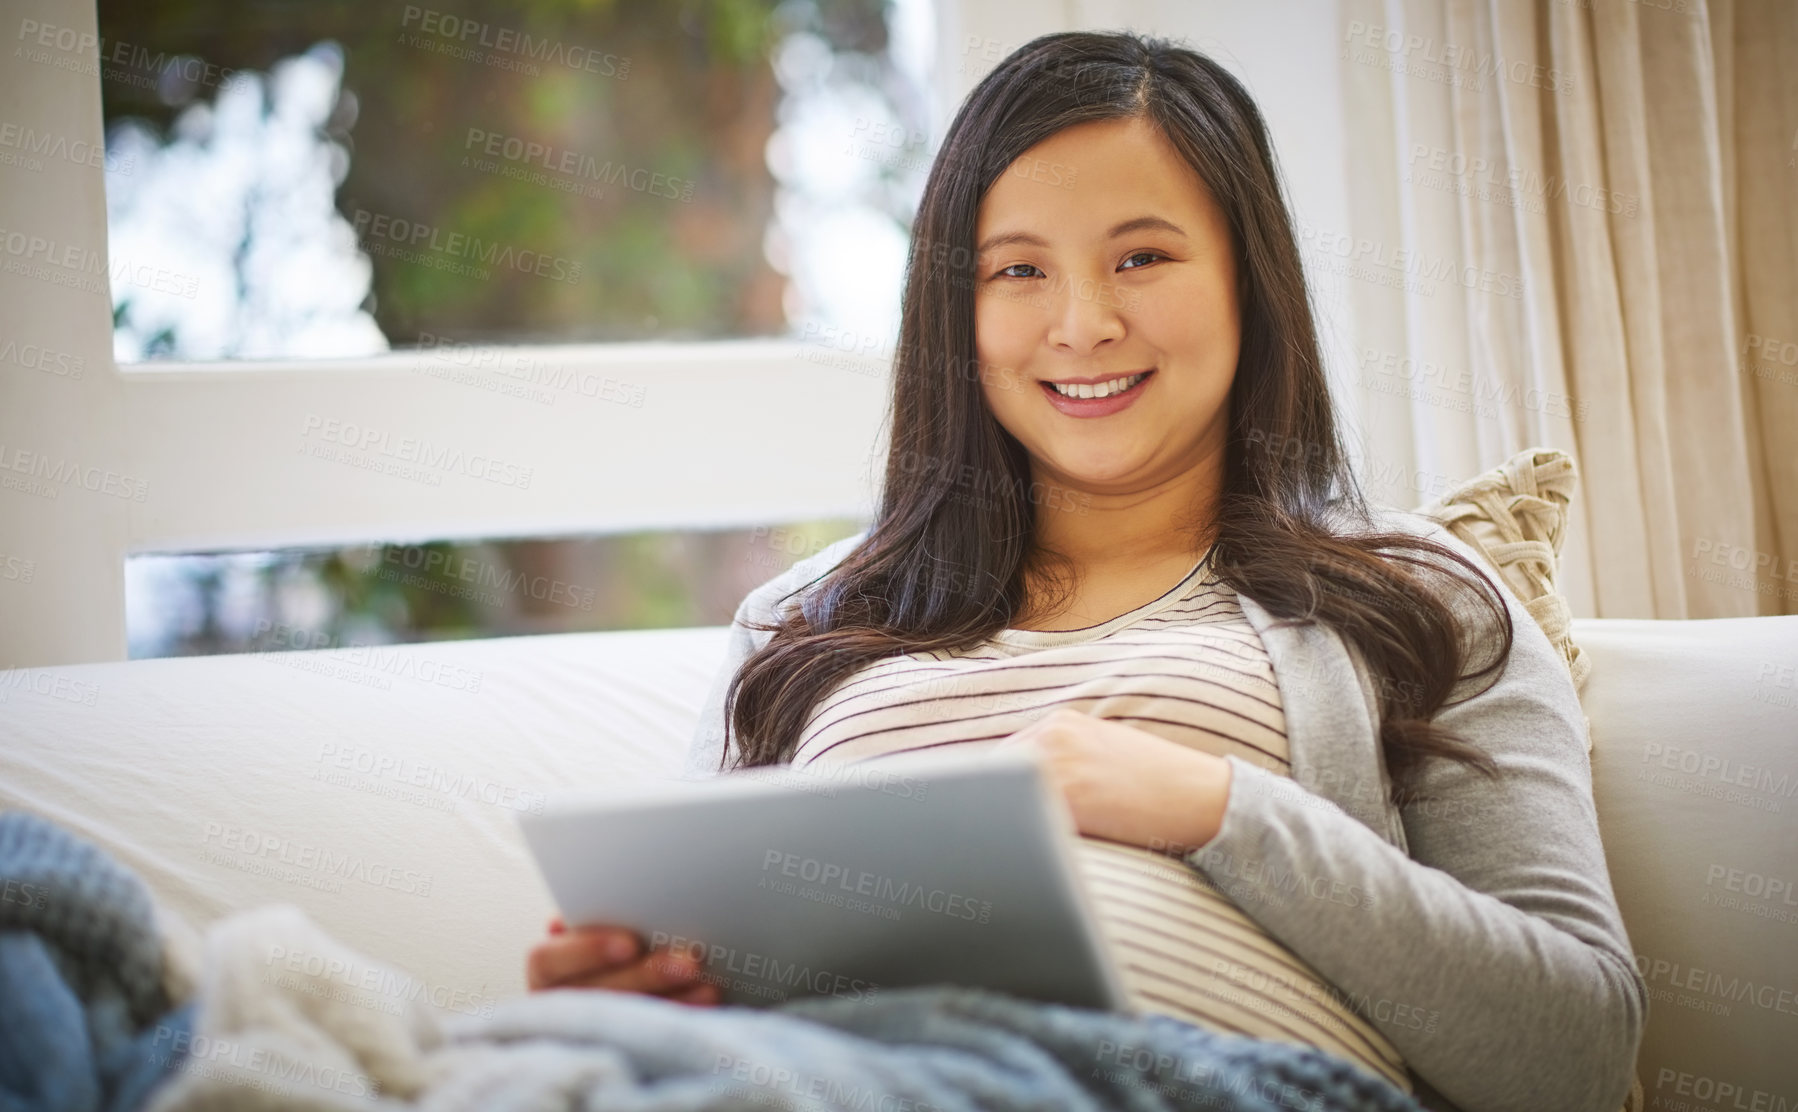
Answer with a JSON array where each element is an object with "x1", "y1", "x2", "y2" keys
[{"x1": 1414, "y1": 446, "x2": 1588, "y2": 692}]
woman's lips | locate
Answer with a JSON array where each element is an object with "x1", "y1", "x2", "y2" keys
[{"x1": 1038, "y1": 370, "x2": 1154, "y2": 418}]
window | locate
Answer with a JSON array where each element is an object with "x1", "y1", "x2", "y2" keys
[
  {"x1": 126, "y1": 523, "x2": 864, "y2": 658},
  {"x1": 95, "y1": 0, "x2": 929, "y2": 658}
]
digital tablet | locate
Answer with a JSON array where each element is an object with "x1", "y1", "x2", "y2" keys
[{"x1": 516, "y1": 746, "x2": 1128, "y2": 1011}]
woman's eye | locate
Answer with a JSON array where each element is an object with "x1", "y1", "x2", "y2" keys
[
  {"x1": 1119, "y1": 251, "x2": 1164, "y2": 270},
  {"x1": 996, "y1": 263, "x2": 1042, "y2": 279}
]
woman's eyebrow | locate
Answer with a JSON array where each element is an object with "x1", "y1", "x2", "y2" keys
[
  {"x1": 1106, "y1": 215, "x2": 1187, "y2": 239},
  {"x1": 975, "y1": 216, "x2": 1188, "y2": 255}
]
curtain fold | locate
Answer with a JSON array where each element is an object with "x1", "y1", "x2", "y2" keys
[{"x1": 1337, "y1": 0, "x2": 1796, "y2": 618}]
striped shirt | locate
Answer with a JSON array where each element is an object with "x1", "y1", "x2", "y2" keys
[{"x1": 790, "y1": 551, "x2": 1412, "y2": 1093}]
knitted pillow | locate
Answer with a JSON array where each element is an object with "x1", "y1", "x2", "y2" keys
[{"x1": 1413, "y1": 447, "x2": 1588, "y2": 693}]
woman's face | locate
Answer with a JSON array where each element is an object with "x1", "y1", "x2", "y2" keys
[{"x1": 973, "y1": 115, "x2": 1240, "y2": 495}]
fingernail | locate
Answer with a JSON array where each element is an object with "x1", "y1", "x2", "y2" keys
[{"x1": 604, "y1": 934, "x2": 637, "y2": 962}]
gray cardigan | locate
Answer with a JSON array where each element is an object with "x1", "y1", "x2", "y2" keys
[{"x1": 683, "y1": 512, "x2": 1648, "y2": 1112}]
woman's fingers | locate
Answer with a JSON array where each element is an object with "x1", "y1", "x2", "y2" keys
[
  {"x1": 526, "y1": 927, "x2": 641, "y2": 990},
  {"x1": 525, "y1": 922, "x2": 721, "y2": 1001},
  {"x1": 559, "y1": 948, "x2": 707, "y2": 995},
  {"x1": 669, "y1": 981, "x2": 722, "y2": 1006}
]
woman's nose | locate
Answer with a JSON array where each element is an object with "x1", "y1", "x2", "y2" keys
[{"x1": 1044, "y1": 273, "x2": 1126, "y2": 354}]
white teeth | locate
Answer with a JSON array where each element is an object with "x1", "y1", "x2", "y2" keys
[{"x1": 1050, "y1": 372, "x2": 1145, "y2": 399}]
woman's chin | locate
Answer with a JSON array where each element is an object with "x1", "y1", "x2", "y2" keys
[{"x1": 1037, "y1": 454, "x2": 1151, "y2": 496}]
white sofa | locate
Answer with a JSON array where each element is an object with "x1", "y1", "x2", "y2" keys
[{"x1": 2, "y1": 615, "x2": 1794, "y2": 1103}]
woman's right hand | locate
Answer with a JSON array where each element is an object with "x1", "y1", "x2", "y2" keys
[{"x1": 525, "y1": 916, "x2": 722, "y2": 1005}]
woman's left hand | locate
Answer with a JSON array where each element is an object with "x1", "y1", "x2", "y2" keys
[{"x1": 997, "y1": 707, "x2": 1233, "y2": 855}]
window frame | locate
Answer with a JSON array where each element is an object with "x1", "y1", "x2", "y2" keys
[{"x1": 0, "y1": 0, "x2": 907, "y2": 665}]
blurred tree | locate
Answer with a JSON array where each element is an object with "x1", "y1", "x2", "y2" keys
[{"x1": 98, "y1": 0, "x2": 891, "y2": 348}]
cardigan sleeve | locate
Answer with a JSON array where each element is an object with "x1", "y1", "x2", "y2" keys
[{"x1": 1182, "y1": 520, "x2": 1647, "y2": 1112}]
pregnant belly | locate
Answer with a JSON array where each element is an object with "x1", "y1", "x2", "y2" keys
[{"x1": 1071, "y1": 836, "x2": 1412, "y2": 1094}]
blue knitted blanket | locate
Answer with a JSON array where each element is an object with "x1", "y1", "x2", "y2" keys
[{"x1": 0, "y1": 811, "x2": 194, "y2": 1112}]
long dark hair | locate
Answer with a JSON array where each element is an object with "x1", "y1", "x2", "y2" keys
[{"x1": 719, "y1": 31, "x2": 1510, "y2": 802}]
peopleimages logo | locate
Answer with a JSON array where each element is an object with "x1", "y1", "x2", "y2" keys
[
  {"x1": 200, "y1": 823, "x2": 433, "y2": 897},
  {"x1": 649, "y1": 931, "x2": 879, "y2": 1003},
  {"x1": 897, "y1": 448, "x2": 1091, "y2": 515},
  {"x1": 398, "y1": 5, "x2": 629, "y2": 79},
  {"x1": 0, "y1": 120, "x2": 134, "y2": 174},
  {"x1": 1405, "y1": 143, "x2": 1637, "y2": 217},
  {"x1": 146, "y1": 1024, "x2": 377, "y2": 1099},
  {"x1": 350, "y1": 208, "x2": 582, "y2": 285},
  {"x1": 251, "y1": 619, "x2": 486, "y2": 694},
  {"x1": 261, "y1": 944, "x2": 496, "y2": 1019},
  {"x1": 758, "y1": 849, "x2": 994, "y2": 923},
  {"x1": 297, "y1": 414, "x2": 533, "y2": 490},
  {"x1": 1295, "y1": 220, "x2": 1524, "y2": 299},
  {"x1": 0, "y1": 226, "x2": 199, "y2": 299},
  {"x1": 414, "y1": 332, "x2": 648, "y2": 409},
  {"x1": 0, "y1": 441, "x2": 149, "y2": 502},
  {"x1": 462, "y1": 128, "x2": 693, "y2": 202},
  {"x1": 1341, "y1": 20, "x2": 1573, "y2": 94},
  {"x1": 0, "y1": 337, "x2": 84, "y2": 379},
  {"x1": 373, "y1": 544, "x2": 597, "y2": 612},
  {"x1": 14, "y1": 18, "x2": 244, "y2": 100}
]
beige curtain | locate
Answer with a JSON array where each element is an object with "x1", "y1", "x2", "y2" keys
[{"x1": 1333, "y1": 0, "x2": 1797, "y2": 618}]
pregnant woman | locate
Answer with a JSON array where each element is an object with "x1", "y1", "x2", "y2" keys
[{"x1": 528, "y1": 30, "x2": 1646, "y2": 1112}]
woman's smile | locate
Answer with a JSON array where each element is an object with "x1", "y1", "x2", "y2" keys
[{"x1": 1037, "y1": 369, "x2": 1155, "y2": 418}]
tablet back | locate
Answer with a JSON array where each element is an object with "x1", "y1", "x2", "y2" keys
[{"x1": 518, "y1": 748, "x2": 1127, "y2": 1012}]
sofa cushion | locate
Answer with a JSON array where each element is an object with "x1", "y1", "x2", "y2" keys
[
  {"x1": 1577, "y1": 616, "x2": 1798, "y2": 1106},
  {"x1": 0, "y1": 627, "x2": 730, "y2": 1010}
]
